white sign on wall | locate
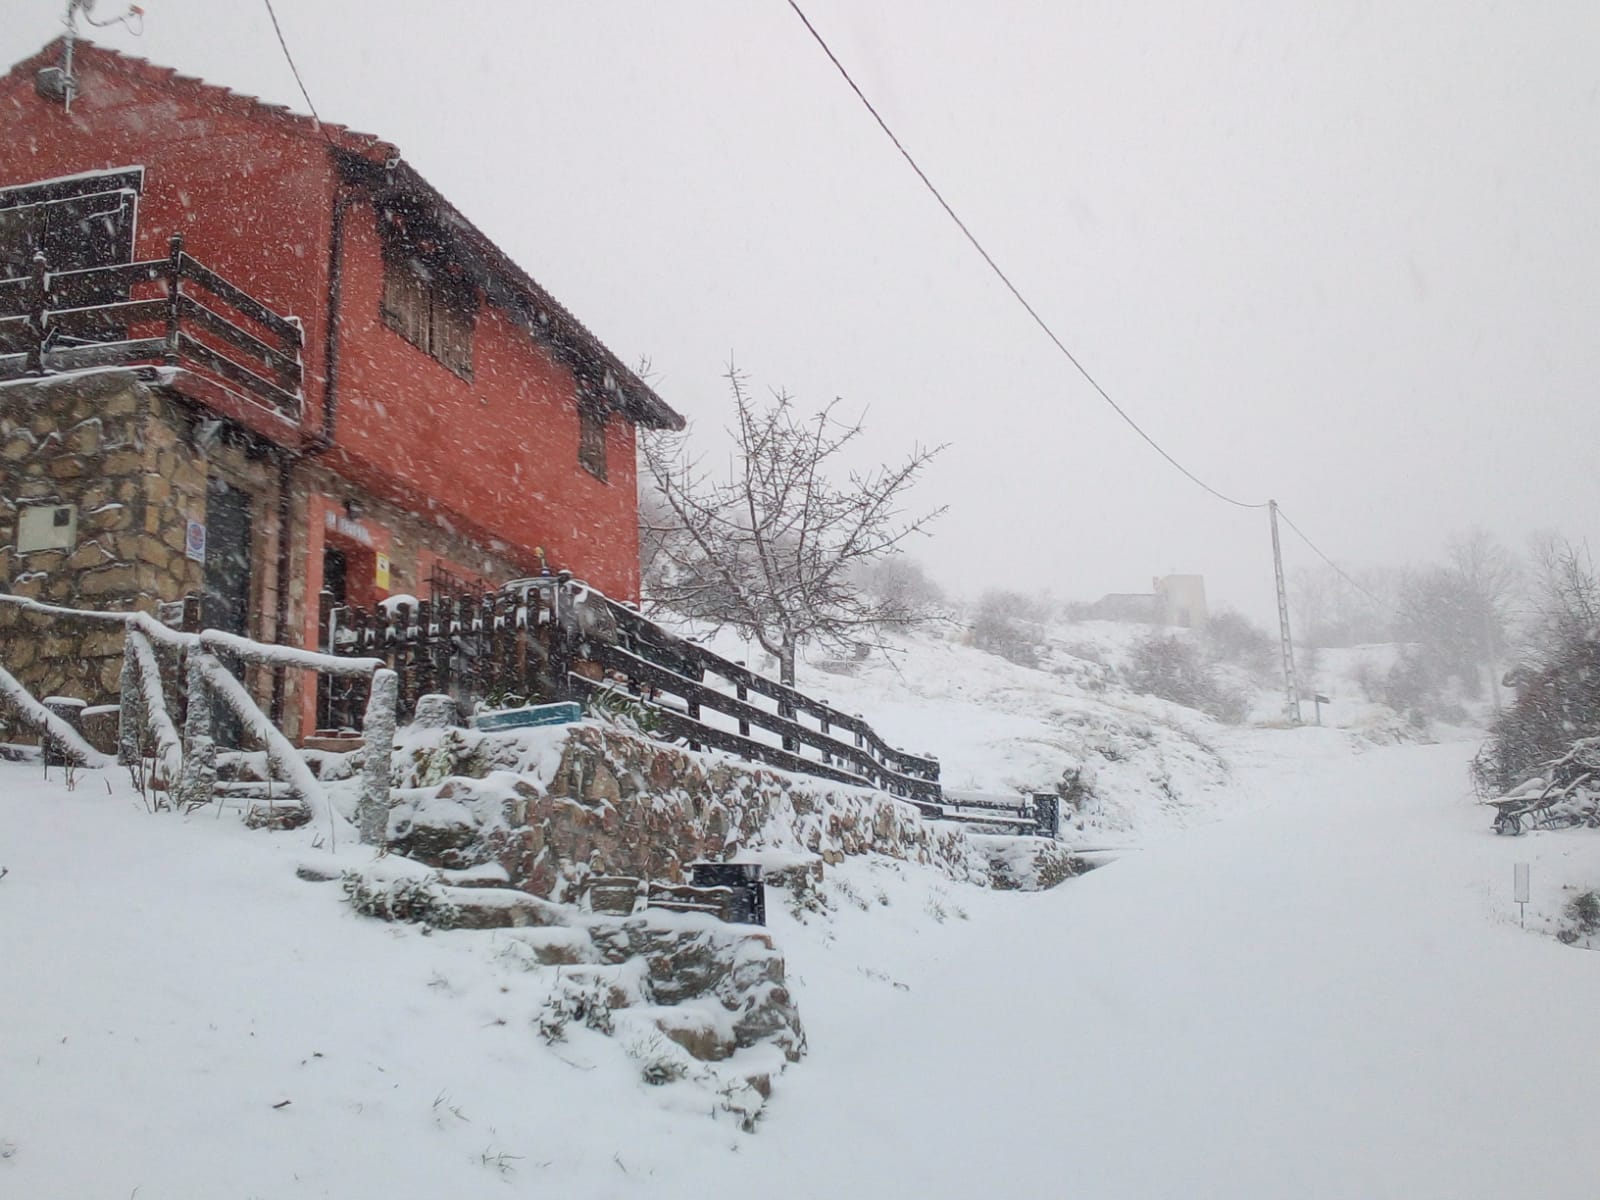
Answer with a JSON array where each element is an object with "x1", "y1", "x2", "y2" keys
[
  {"x1": 16, "y1": 504, "x2": 77, "y2": 555},
  {"x1": 185, "y1": 519, "x2": 207, "y2": 564}
]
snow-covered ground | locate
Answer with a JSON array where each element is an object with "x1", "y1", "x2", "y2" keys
[{"x1": 4, "y1": 621, "x2": 1598, "y2": 1197}]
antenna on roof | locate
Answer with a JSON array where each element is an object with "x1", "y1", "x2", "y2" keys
[{"x1": 36, "y1": 0, "x2": 146, "y2": 112}]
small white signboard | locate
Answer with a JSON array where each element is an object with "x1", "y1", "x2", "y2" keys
[
  {"x1": 16, "y1": 504, "x2": 77, "y2": 554},
  {"x1": 1515, "y1": 862, "x2": 1530, "y2": 927},
  {"x1": 185, "y1": 519, "x2": 207, "y2": 564}
]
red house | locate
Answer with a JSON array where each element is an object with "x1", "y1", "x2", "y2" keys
[{"x1": 0, "y1": 37, "x2": 683, "y2": 733}]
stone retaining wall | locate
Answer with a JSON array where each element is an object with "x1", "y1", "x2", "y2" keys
[{"x1": 380, "y1": 721, "x2": 997, "y2": 896}]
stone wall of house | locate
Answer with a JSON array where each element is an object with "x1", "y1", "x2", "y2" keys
[
  {"x1": 2, "y1": 370, "x2": 177, "y2": 703},
  {"x1": 0, "y1": 366, "x2": 540, "y2": 733},
  {"x1": 0, "y1": 369, "x2": 288, "y2": 710}
]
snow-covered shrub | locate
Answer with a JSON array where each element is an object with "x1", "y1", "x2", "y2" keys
[
  {"x1": 1203, "y1": 609, "x2": 1276, "y2": 677},
  {"x1": 972, "y1": 590, "x2": 1049, "y2": 668},
  {"x1": 536, "y1": 974, "x2": 619, "y2": 1042},
  {"x1": 853, "y1": 555, "x2": 946, "y2": 620},
  {"x1": 1556, "y1": 891, "x2": 1600, "y2": 947},
  {"x1": 1475, "y1": 639, "x2": 1600, "y2": 796},
  {"x1": 1125, "y1": 633, "x2": 1248, "y2": 723},
  {"x1": 627, "y1": 1031, "x2": 691, "y2": 1085},
  {"x1": 341, "y1": 871, "x2": 461, "y2": 930},
  {"x1": 584, "y1": 685, "x2": 664, "y2": 736},
  {"x1": 1377, "y1": 647, "x2": 1462, "y2": 729}
]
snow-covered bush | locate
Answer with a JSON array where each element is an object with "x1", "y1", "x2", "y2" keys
[
  {"x1": 1379, "y1": 648, "x2": 1450, "y2": 728},
  {"x1": 537, "y1": 974, "x2": 619, "y2": 1042},
  {"x1": 972, "y1": 590, "x2": 1049, "y2": 668},
  {"x1": 1203, "y1": 609, "x2": 1276, "y2": 677},
  {"x1": 853, "y1": 555, "x2": 947, "y2": 620},
  {"x1": 1556, "y1": 891, "x2": 1600, "y2": 947},
  {"x1": 1474, "y1": 543, "x2": 1600, "y2": 794},
  {"x1": 1125, "y1": 633, "x2": 1247, "y2": 723},
  {"x1": 1475, "y1": 648, "x2": 1600, "y2": 795},
  {"x1": 342, "y1": 871, "x2": 461, "y2": 930}
]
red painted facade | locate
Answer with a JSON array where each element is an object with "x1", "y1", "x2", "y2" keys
[{"x1": 0, "y1": 39, "x2": 676, "y2": 609}]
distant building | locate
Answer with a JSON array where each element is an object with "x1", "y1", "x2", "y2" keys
[
  {"x1": 1154, "y1": 575, "x2": 1207, "y2": 629},
  {"x1": 1088, "y1": 575, "x2": 1208, "y2": 629}
]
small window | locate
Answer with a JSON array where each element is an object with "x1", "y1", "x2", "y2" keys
[
  {"x1": 381, "y1": 255, "x2": 475, "y2": 380},
  {"x1": 578, "y1": 401, "x2": 608, "y2": 481}
]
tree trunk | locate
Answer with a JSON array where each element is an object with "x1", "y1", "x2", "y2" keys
[{"x1": 779, "y1": 633, "x2": 797, "y2": 751}]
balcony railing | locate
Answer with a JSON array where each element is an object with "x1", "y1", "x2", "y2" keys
[{"x1": 0, "y1": 234, "x2": 303, "y2": 417}]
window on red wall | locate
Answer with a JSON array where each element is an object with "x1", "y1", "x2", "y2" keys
[
  {"x1": 381, "y1": 253, "x2": 476, "y2": 380},
  {"x1": 578, "y1": 401, "x2": 608, "y2": 482}
]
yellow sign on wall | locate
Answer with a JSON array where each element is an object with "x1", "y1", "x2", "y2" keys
[{"x1": 375, "y1": 552, "x2": 391, "y2": 591}]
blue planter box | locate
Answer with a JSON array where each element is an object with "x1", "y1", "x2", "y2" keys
[{"x1": 473, "y1": 701, "x2": 583, "y2": 732}]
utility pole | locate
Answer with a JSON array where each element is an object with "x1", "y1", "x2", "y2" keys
[{"x1": 1269, "y1": 500, "x2": 1302, "y2": 726}]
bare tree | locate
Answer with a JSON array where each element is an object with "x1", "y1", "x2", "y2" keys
[
  {"x1": 1526, "y1": 534, "x2": 1599, "y2": 657},
  {"x1": 640, "y1": 366, "x2": 944, "y2": 685},
  {"x1": 1475, "y1": 538, "x2": 1600, "y2": 793}
]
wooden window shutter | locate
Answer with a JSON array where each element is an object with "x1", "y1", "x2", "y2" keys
[
  {"x1": 381, "y1": 256, "x2": 431, "y2": 351},
  {"x1": 432, "y1": 287, "x2": 475, "y2": 380},
  {"x1": 578, "y1": 400, "x2": 608, "y2": 481}
]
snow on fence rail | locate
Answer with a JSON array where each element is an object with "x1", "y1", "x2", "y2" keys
[
  {"x1": 0, "y1": 594, "x2": 392, "y2": 848},
  {"x1": 0, "y1": 661, "x2": 111, "y2": 768}
]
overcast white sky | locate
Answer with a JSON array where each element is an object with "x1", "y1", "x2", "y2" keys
[{"x1": 5, "y1": 1, "x2": 1597, "y2": 622}]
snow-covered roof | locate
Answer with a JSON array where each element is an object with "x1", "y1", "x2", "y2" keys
[{"x1": 5, "y1": 36, "x2": 394, "y2": 158}]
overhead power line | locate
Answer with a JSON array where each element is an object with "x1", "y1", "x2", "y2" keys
[
  {"x1": 1274, "y1": 506, "x2": 1402, "y2": 616},
  {"x1": 262, "y1": 0, "x2": 333, "y2": 142},
  {"x1": 782, "y1": 0, "x2": 1268, "y2": 512}
]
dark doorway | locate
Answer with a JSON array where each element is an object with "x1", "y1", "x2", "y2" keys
[
  {"x1": 202, "y1": 477, "x2": 253, "y2": 747},
  {"x1": 318, "y1": 543, "x2": 361, "y2": 731},
  {"x1": 202, "y1": 478, "x2": 253, "y2": 636},
  {"x1": 322, "y1": 546, "x2": 349, "y2": 617}
]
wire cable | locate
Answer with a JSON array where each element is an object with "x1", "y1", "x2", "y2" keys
[
  {"x1": 1274, "y1": 506, "x2": 1402, "y2": 615},
  {"x1": 262, "y1": 0, "x2": 333, "y2": 143},
  {"x1": 783, "y1": 0, "x2": 1268, "y2": 511}
]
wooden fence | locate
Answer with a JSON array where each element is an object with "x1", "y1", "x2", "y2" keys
[
  {"x1": 0, "y1": 594, "x2": 391, "y2": 848},
  {"x1": 0, "y1": 235, "x2": 303, "y2": 416},
  {"x1": 326, "y1": 576, "x2": 1060, "y2": 836}
]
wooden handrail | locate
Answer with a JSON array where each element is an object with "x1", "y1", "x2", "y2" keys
[
  {"x1": 602, "y1": 597, "x2": 938, "y2": 780},
  {"x1": 179, "y1": 253, "x2": 302, "y2": 346},
  {"x1": 586, "y1": 641, "x2": 933, "y2": 794},
  {"x1": 0, "y1": 245, "x2": 303, "y2": 414}
]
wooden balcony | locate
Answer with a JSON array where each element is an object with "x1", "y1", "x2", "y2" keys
[{"x1": 0, "y1": 234, "x2": 303, "y2": 418}]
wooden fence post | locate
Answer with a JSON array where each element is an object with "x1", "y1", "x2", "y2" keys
[
  {"x1": 163, "y1": 233, "x2": 184, "y2": 365},
  {"x1": 117, "y1": 632, "x2": 146, "y2": 767},
  {"x1": 174, "y1": 648, "x2": 217, "y2": 811},
  {"x1": 357, "y1": 668, "x2": 398, "y2": 845},
  {"x1": 25, "y1": 251, "x2": 48, "y2": 376},
  {"x1": 181, "y1": 592, "x2": 203, "y2": 633}
]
